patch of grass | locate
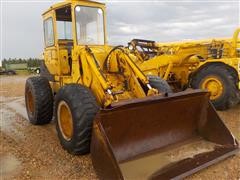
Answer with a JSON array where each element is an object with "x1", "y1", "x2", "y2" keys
[{"x1": 15, "y1": 70, "x2": 31, "y2": 75}]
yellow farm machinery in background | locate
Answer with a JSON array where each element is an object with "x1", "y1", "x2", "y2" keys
[
  {"x1": 24, "y1": 0, "x2": 239, "y2": 179},
  {"x1": 128, "y1": 28, "x2": 240, "y2": 110}
]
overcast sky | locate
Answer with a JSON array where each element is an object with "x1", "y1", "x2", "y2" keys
[{"x1": 0, "y1": 0, "x2": 239, "y2": 59}]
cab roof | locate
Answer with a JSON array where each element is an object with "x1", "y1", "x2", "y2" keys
[{"x1": 42, "y1": 0, "x2": 105, "y2": 16}]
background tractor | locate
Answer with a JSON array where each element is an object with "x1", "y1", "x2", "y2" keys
[
  {"x1": 128, "y1": 28, "x2": 240, "y2": 110},
  {"x1": 25, "y1": 0, "x2": 239, "y2": 179}
]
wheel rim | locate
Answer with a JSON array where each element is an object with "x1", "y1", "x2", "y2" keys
[
  {"x1": 26, "y1": 89, "x2": 34, "y2": 115},
  {"x1": 57, "y1": 101, "x2": 73, "y2": 141},
  {"x1": 201, "y1": 76, "x2": 224, "y2": 100}
]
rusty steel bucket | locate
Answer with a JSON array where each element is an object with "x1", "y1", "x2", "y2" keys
[{"x1": 91, "y1": 90, "x2": 239, "y2": 180}]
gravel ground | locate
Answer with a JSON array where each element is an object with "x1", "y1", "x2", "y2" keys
[{"x1": 0, "y1": 75, "x2": 239, "y2": 180}]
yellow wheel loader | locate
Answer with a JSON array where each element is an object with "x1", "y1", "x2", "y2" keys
[
  {"x1": 129, "y1": 28, "x2": 240, "y2": 110},
  {"x1": 25, "y1": 0, "x2": 239, "y2": 179}
]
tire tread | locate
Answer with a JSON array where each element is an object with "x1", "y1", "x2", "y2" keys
[
  {"x1": 55, "y1": 84, "x2": 99, "y2": 155},
  {"x1": 25, "y1": 76, "x2": 53, "y2": 125}
]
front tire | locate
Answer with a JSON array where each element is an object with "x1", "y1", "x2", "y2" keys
[
  {"x1": 191, "y1": 64, "x2": 240, "y2": 110},
  {"x1": 25, "y1": 76, "x2": 53, "y2": 124},
  {"x1": 148, "y1": 75, "x2": 172, "y2": 93},
  {"x1": 55, "y1": 84, "x2": 99, "y2": 155}
]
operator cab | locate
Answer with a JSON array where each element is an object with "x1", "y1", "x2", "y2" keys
[{"x1": 42, "y1": 1, "x2": 105, "y2": 76}]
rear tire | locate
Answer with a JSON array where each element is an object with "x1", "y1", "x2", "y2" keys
[
  {"x1": 148, "y1": 75, "x2": 172, "y2": 93},
  {"x1": 55, "y1": 84, "x2": 99, "y2": 155},
  {"x1": 25, "y1": 76, "x2": 53, "y2": 124},
  {"x1": 191, "y1": 64, "x2": 240, "y2": 110}
]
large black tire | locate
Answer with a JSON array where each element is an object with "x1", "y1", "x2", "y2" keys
[
  {"x1": 25, "y1": 76, "x2": 53, "y2": 125},
  {"x1": 148, "y1": 75, "x2": 172, "y2": 93},
  {"x1": 55, "y1": 84, "x2": 99, "y2": 155},
  {"x1": 191, "y1": 64, "x2": 240, "y2": 110}
]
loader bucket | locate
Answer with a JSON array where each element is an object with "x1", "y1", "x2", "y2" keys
[{"x1": 91, "y1": 90, "x2": 239, "y2": 180}]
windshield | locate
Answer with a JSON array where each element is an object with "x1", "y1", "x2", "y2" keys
[{"x1": 75, "y1": 6, "x2": 104, "y2": 45}]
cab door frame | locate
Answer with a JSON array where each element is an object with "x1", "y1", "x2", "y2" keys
[{"x1": 43, "y1": 10, "x2": 61, "y2": 78}]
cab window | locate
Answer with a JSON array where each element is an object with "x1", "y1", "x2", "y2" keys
[
  {"x1": 75, "y1": 6, "x2": 104, "y2": 45},
  {"x1": 56, "y1": 6, "x2": 72, "y2": 40},
  {"x1": 57, "y1": 21, "x2": 72, "y2": 40},
  {"x1": 44, "y1": 18, "x2": 54, "y2": 47}
]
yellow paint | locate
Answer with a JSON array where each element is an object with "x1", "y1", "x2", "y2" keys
[
  {"x1": 57, "y1": 101, "x2": 73, "y2": 141},
  {"x1": 26, "y1": 90, "x2": 34, "y2": 115},
  {"x1": 42, "y1": 0, "x2": 159, "y2": 108},
  {"x1": 42, "y1": 0, "x2": 239, "y2": 109},
  {"x1": 201, "y1": 76, "x2": 223, "y2": 100},
  {"x1": 136, "y1": 28, "x2": 240, "y2": 90}
]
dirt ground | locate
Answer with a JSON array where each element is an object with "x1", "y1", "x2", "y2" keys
[{"x1": 0, "y1": 75, "x2": 239, "y2": 180}]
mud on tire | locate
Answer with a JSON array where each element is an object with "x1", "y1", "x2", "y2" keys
[
  {"x1": 25, "y1": 76, "x2": 53, "y2": 125},
  {"x1": 55, "y1": 84, "x2": 99, "y2": 155}
]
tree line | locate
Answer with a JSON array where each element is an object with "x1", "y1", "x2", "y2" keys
[{"x1": 1, "y1": 58, "x2": 42, "y2": 68}]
